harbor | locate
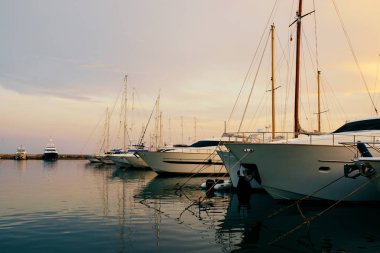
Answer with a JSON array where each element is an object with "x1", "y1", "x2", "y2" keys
[{"x1": 1, "y1": 0, "x2": 380, "y2": 252}]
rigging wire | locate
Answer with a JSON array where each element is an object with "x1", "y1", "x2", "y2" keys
[
  {"x1": 331, "y1": 0, "x2": 378, "y2": 115},
  {"x1": 312, "y1": 0, "x2": 320, "y2": 69},
  {"x1": 269, "y1": 173, "x2": 380, "y2": 246},
  {"x1": 238, "y1": 31, "x2": 271, "y2": 132},
  {"x1": 275, "y1": 30, "x2": 290, "y2": 132},
  {"x1": 375, "y1": 53, "x2": 380, "y2": 106},
  {"x1": 226, "y1": 0, "x2": 278, "y2": 130}
]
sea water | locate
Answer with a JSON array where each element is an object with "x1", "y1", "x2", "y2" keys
[{"x1": 0, "y1": 160, "x2": 379, "y2": 253}]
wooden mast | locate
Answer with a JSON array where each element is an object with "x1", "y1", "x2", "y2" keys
[
  {"x1": 271, "y1": 24, "x2": 276, "y2": 139},
  {"x1": 317, "y1": 70, "x2": 321, "y2": 132},
  {"x1": 294, "y1": 0, "x2": 303, "y2": 138}
]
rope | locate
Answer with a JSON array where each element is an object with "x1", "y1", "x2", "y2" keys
[
  {"x1": 269, "y1": 172, "x2": 380, "y2": 245},
  {"x1": 266, "y1": 174, "x2": 345, "y2": 219}
]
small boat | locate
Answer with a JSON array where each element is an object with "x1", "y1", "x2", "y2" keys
[
  {"x1": 42, "y1": 140, "x2": 59, "y2": 161},
  {"x1": 14, "y1": 145, "x2": 27, "y2": 160},
  {"x1": 109, "y1": 148, "x2": 149, "y2": 169},
  {"x1": 201, "y1": 178, "x2": 232, "y2": 191}
]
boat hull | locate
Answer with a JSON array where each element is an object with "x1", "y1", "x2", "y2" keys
[
  {"x1": 43, "y1": 152, "x2": 59, "y2": 161},
  {"x1": 226, "y1": 143, "x2": 380, "y2": 201},
  {"x1": 15, "y1": 153, "x2": 27, "y2": 160},
  {"x1": 137, "y1": 151, "x2": 227, "y2": 175},
  {"x1": 216, "y1": 150, "x2": 262, "y2": 190},
  {"x1": 109, "y1": 153, "x2": 149, "y2": 169}
]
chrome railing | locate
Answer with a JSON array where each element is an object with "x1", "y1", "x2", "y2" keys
[{"x1": 222, "y1": 131, "x2": 380, "y2": 146}]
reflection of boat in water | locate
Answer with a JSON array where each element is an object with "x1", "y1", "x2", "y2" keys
[
  {"x1": 135, "y1": 175, "x2": 209, "y2": 200},
  {"x1": 110, "y1": 167, "x2": 156, "y2": 181},
  {"x1": 15, "y1": 145, "x2": 27, "y2": 160},
  {"x1": 219, "y1": 192, "x2": 380, "y2": 252}
]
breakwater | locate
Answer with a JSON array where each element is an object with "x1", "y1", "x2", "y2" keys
[{"x1": 0, "y1": 154, "x2": 87, "y2": 160}]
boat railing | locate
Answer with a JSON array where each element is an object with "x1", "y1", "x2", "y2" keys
[{"x1": 222, "y1": 131, "x2": 380, "y2": 146}]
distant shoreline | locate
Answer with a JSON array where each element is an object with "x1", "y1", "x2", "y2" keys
[{"x1": 0, "y1": 154, "x2": 87, "y2": 160}]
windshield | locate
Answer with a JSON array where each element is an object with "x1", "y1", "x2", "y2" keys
[
  {"x1": 333, "y1": 118, "x2": 380, "y2": 133},
  {"x1": 189, "y1": 140, "x2": 220, "y2": 147}
]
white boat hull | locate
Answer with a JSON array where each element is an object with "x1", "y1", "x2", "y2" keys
[
  {"x1": 137, "y1": 151, "x2": 227, "y2": 175},
  {"x1": 216, "y1": 150, "x2": 262, "y2": 190},
  {"x1": 109, "y1": 153, "x2": 149, "y2": 169},
  {"x1": 226, "y1": 143, "x2": 380, "y2": 201}
]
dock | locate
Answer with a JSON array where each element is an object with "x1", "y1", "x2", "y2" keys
[{"x1": 0, "y1": 154, "x2": 87, "y2": 160}]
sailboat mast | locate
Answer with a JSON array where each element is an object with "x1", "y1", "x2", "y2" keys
[
  {"x1": 294, "y1": 0, "x2": 303, "y2": 138},
  {"x1": 123, "y1": 74, "x2": 128, "y2": 151},
  {"x1": 271, "y1": 24, "x2": 276, "y2": 139},
  {"x1": 317, "y1": 70, "x2": 321, "y2": 132}
]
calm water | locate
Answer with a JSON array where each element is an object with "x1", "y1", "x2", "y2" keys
[{"x1": 0, "y1": 160, "x2": 379, "y2": 253}]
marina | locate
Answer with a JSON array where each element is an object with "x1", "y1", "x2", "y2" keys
[
  {"x1": 0, "y1": 160, "x2": 379, "y2": 253},
  {"x1": 1, "y1": 0, "x2": 380, "y2": 252}
]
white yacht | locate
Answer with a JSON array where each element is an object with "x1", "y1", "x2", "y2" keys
[
  {"x1": 43, "y1": 140, "x2": 58, "y2": 161},
  {"x1": 226, "y1": 117, "x2": 380, "y2": 202},
  {"x1": 15, "y1": 145, "x2": 27, "y2": 160},
  {"x1": 137, "y1": 139, "x2": 227, "y2": 175},
  {"x1": 109, "y1": 148, "x2": 149, "y2": 169},
  {"x1": 98, "y1": 149, "x2": 126, "y2": 165}
]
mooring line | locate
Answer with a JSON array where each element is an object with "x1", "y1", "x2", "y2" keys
[{"x1": 268, "y1": 173, "x2": 379, "y2": 246}]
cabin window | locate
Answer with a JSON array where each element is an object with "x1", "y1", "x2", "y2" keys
[{"x1": 318, "y1": 167, "x2": 331, "y2": 173}]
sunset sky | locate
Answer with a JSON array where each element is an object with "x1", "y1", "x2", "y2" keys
[{"x1": 1, "y1": 0, "x2": 380, "y2": 154}]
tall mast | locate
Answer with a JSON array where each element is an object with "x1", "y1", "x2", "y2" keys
[
  {"x1": 294, "y1": 0, "x2": 303, "y2": 138},
  {"x1": 271, "y1": 24, "x2": 276, "y2": 139},
  {"x1": 123, "y1": 74, "x2": 128, "y2": 150},
  {"x1": 317, "y1": 70, "x2": 321, "y2": 132}
]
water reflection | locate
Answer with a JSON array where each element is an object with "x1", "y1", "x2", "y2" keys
[
  {"x1": 219, "y1": 192, "x2": 380, "y2": 252},
  {"x1": 42, "y1": 160, "x2": 58, "y2": 170},
  {"x1": 1, "y1": 161, "x2": 378, "y2": 253},
  {"x1": 15, "y1": 160, "x2": 27, "y2": 175}
]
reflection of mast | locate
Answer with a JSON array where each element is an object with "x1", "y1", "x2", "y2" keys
[
  {"x1": 154, "y1": 200, "x2": 161, "y2": 246},
  {"x1": 117, "y1": 178, "x2": 127, "y2": 252}
]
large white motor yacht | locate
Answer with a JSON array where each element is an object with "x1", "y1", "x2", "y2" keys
[{"x1": 226, "y1": 117, "x2": 380, "y2": 202}]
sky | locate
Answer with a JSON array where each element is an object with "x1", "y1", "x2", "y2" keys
[{"x1": 1, "y1": 0, "x2": 380, "y2": 154}]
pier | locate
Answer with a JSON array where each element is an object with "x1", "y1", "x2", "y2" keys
[{"x1": 0, "y1": 154, "x2": 87, "y2": 160}]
